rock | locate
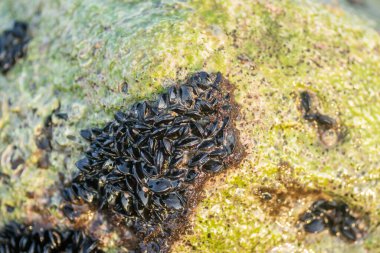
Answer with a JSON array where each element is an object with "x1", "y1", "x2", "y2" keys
[{"x1": 0, "y1": 0, "x2": 379, "y2": 252}]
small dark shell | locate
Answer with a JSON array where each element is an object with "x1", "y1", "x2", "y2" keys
[
  {"x1": 300, "y1": 91, "x2": 312, "y2": 113},
  {"x1": 198, "y1": 139, "x2": 215, "y2": 150},
  {"x1": 147, "y1": 178, "x2": 174, "y2": 194},
  {"x1": 303, "y1": 218, "x2": 325, "y2": 233},
  {"x1": 188, "y1": 152, "x2": 209, "y2": 167},
  {"x1": 55, "y1": 112, "x2": 69, "y2": 121},
  {"x1": 162, "y1": 192, "x2": 184, "y2": 210},
  {"x1": 314, "y1": 113, "x2": 336, "y2": 128},
  {"x1": 299, "y1": 211, "x2": 314, "y2": 222},
  {"x1": 185, "y1": 169, "x2": 198, "y2": 182},
  {"x1": 339, "y1": 225, "x2": 357, "y2": 241},
  {"x1": 202, "y1": 160, "x2": 224, "y2": 173},
  {"x1": 180, "y1": 85, "x2": 193, "y2": 105},
  {"x1": 80, "y1": 129, "x2": 93, "y2": 141},
  {"x1": 176, "y1": 136, "x2": 201, "y2": 149},
  {"x1": 114, "y1": 111, "x2": 126, "y2": 123},
  {"x1": 162, "y1": 138, "x2": 173, "y2": 155},
  {"x1": 136, "y1": 185, "x2": 150, "y2": 207},
  {"x1": 300, "y1": 199, "x2": 365, "y2": 242},
  {"x1": 75, "y1": 158, "x2": 91, "y2": 172},
  {"x1": 63, "y1": 205, "x2": 77, "y2": 221},
  {"x1": 120, "y1": 193, "x2": 134, "y2": 215}
]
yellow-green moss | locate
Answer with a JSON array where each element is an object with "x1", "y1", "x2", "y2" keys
[{"x1": 0, "y1": 0, "x2": 379, "y2": 252}]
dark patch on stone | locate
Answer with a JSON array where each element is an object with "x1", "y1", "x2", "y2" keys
[
  {"x1": 299, "y1": 199, "x2": 368, "y2": 242},
  {"x1": 0, "y1": 21, "x2": 30, "y2": 74},
  {"x1": 63, "y1": 72, "x2": 243, "y2": 252},
  {"x1": 299, "y1": 91, "x2": 347, "y2": 147},
  {"x1": 0, "y1": 222, "x2": 102, "y2": 252}
]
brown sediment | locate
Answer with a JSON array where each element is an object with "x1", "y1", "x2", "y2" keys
[{"x1": 252, "y1": 162, "x2": 326, "y2": 217}]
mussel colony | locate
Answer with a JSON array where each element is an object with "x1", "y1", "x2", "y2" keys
[
  {"x1": 299, "y1": 199, "x2": 366, "y2": 242},
  {"x1": 0, "y1": 21, "x2": 29, "y2": 74},
  {"x1": 0, "y1": 222, "x2": 102, "y2": 253},
  {"x1": 62, "y1": 72, "x2": 241, "y2": 251}
]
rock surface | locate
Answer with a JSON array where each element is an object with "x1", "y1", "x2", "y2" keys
[{"x1": 0, "y1": 0, "x2": 379, "y2": 252}]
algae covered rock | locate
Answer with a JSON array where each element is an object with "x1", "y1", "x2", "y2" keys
[{"x1": 0, "y1": 0, "x2": 380, "y2": 252}]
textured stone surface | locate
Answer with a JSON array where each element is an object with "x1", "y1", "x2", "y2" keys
[{"x1": 0, "y1": 0, "x2": 379, "y2": 252}]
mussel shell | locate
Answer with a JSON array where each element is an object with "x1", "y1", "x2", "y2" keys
[{"x1": 303, "y1": 218, "x2": 325, "y2": 233}]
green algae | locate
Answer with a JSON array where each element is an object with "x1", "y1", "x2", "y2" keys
[{"x1": 0, "y1": 0, "x2": 380, "y2": 252}]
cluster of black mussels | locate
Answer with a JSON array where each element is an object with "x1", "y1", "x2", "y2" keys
[
  {"x1": 0, "y1": 222, "x2": 101, "y2": 253},
  {"x1": 299, "y1": 199, "x2": 365, "y2": 242},
  {"x1": 63, "y1": 72, "x2": 239, "y2": 251},
  {"x1": 0, "y1": 21, "x2": 30, "y2": 74}
]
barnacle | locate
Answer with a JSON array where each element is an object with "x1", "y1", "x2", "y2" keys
[
  {"x1": 0, "y1": 222, "x2": 101, "y2": 253},
  {"x1": 0, "y1": 21, "x2": 30, "y2": 74},
  {"x1": 299, "y1": 199, "x2": 367, "y2": 242},
  {"x1": 63, "y1": 72, "x2": 242, "y2": 251}
]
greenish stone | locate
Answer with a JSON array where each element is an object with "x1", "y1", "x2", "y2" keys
[{"x1": 0, "y1": 0, "x2": 379, "y2": 252}]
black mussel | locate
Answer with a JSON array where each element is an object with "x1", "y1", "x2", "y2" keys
[
  {"x1": 209, "y1": 148, "x2": 228, "y2": 158},
  {"x1": 164, "y1": 169, "x2": 186, "y2": 179},
  {"x1": 162, "y1": 192, "x2": 184, "y2": 210},
  {"x1": 80, "y1": 129, "x2": 93, "y2": 141},
  {"x1": 299, "y1": 211, "x2": 314, "y2": 222},
  {"x1": 146, "y1": 242, "x2": 160, "y2": 253},
  {"x1": 176, "y1": 136, "x2": 201, "y2": 149},
  {"x1": 120, "y1": 192, "x2": 134, "y2": 216},
  {"x1": 0, "y1": 222, "x2": 101, "y2": 252},
  {"x1": 147, "y1": 178, "x2": 174, "y2": 194},
  {"x1": 161, "y1": 137, "x2": 173, "y2": 155},
  {"x1": 180, "y1": 85, "x2": 193, "y2": 106},
  {"x1": 303, "y1": 218, "x2": 325, "y2": 233},
  {"x1": 314, "y1": 113, "x2": 336, "y2": 129},
  {"x1": 190, "y1": 122, "x2": 206, "y2": 137},
  {"x1": 202, "y1": 160, "x2": 224, "y2": 173},
  {"x1": 157, "y1": 93, "x2": 169, "y2": 110},
  {"x1": 299, "y1": 199, "x2": 366, "y2": 242},
  {"x1": 154, "y1": 150, "x2": 165, "y2": 171},
  {"x1": 154, "y1": 114, "x2": 175, "y2": 125},
  {"x1": 140, "y1": 150, "x2": 154, "y2": 165},
  {"x1": 189, "y1": 71, "x2": 210, "y2": 90},
  {"x1": 165, "y1": 125, "x2": 183, "y2": 138},
  {"x1": 136, "y1": 185, "x2": 151, "y2": 207},
  {"x1": 114, "y1": 111, "x2": 127, "y2": 123},
  {"x1": 300, "y1": 91, "x2": 312, "y2": 113},
  {"x1": 0, "y1": 21, "x2": 30, "y2": 74},
  {"x1": 224, "y1": 131, "x2": 236, "y2": 154},
  {"x1": 75, "y1": 157, "x2": 91, "y2": 172},
  {"x1": 169, "y1": 152, "x2": 184, "y2": 167},
  {"x1": 63, "y1": 205, "x2": 80, "y2": 222},
  {"x1": 188, "y1": 152, "x2": 209, "y2": 167},
  {"x1": 185, "y1": 169, "x2": 198, "y2": 182},
  {"x1": 185, "y1": 110, "x2": 202, "y2": 120},
  {"x1": 197, "y1": 139, "x2": 216, "y2": 150}
]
